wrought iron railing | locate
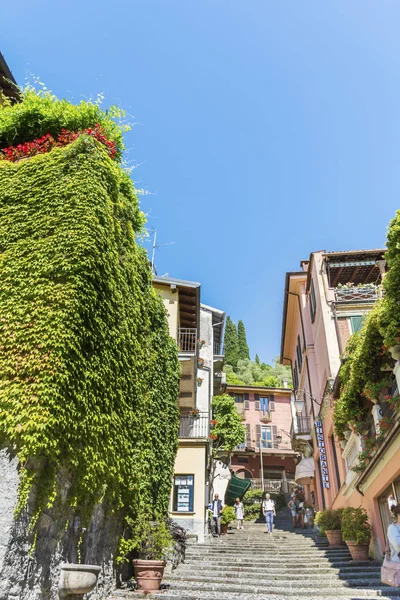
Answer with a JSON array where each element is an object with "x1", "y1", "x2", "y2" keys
[
  {"x1": 178, "y1": 412, "x2": 209, "y2": 438},
  {"x1": 292, "y1": 415, "x2": 312, "y2": 436},
  {"x1": 177, "y1": 328, "x2": 197, "y2": 353},
  {"x1": 213, "y1": 341, "x2": 224, "y2": 356},
  {"x1": 334, "y1": 286, "x2": 378, "y2": 303}
]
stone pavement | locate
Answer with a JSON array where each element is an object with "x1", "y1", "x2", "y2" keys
[{"x1": 109, "y1": 509, "x2": 400, "y2": 599}]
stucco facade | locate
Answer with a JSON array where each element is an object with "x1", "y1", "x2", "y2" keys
[
  {"x1": 229, "y1": 385, "x2": 298, "y2": 493},
  {"x1": 280, "y1": 249, "x2": 400, "y2": 559}
]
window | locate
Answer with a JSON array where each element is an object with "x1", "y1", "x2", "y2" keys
[
  {"x1": 233, "y1": 393, "x2": 244, "y2": 403},
  {"x1": 330, "y1": 434, "x2": 341, "y2": 491},
  {"x1": 173, "y1": 475, "x2": 194, "y2": 512},
  {"x1": 350, "y1": 315, "x2": 363, "y2": 333},
  {"x1": 293, "y1": 361, "x2": 299, "y2": 390},
  {"x1": 259, "y1": 397, "x2": 269, "y2": 412},
  {"x1": 296, "y1": 335, "x2": 303, "y2": 372},
  {"x1": 261, "y1": 426, "x2": 273, "y2": 449},
  {"x1": 309, "y1": 279, "x2": 317, "y2": 323}
]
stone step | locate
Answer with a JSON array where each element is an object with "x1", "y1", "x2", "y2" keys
[
  {"x1": 175, "y1": 564, "x2": 382, "y2": 578},
  {"x1": 155, "y1": 580, "x2": 400, "y2": 597},
  {"x1": 182, "y1": 557, "x2": 382, "y2": 568},
  {"x1": 167, "y1": 572, "x2": 382, "y2": 585},
  {"x1": 185, "y1": 549, "x2": 352, "y2": 558},
  {"x1": 147, "y1": 592, "x2": 400, "y2": 600}
]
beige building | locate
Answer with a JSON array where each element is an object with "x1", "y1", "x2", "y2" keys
[{"x1": 153, "y1": 276, "x2": 225, "y2": 542}]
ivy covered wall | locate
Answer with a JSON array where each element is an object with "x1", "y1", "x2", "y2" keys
[{"x1": 0, "y1": 91, "x2": 180, "y2": 598}]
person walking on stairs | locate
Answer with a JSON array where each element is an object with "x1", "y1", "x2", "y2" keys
[
  {"x1": 287, "y1": 497, "x2": 298, "y2": 528},
  {"x1": 211, "y1": 493, "x2": 223, "y2": 537},
  {"x1": 262, "y1": 493, "x2": 275, "y2": 534},
  {"x1": 234, "y1": 497, "x2": 244, "y2": 529}
]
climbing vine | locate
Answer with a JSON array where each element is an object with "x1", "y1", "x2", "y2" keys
[
  {"x1": 0, "y1": 89, "x2": 180, "y2": 556},
  {"x1": 380, "y1": 210, "x2": 400, "y2": 346}
]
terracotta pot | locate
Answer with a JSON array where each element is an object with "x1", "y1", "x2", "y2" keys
[
  {"x1": 325, "y1": 530, "x2": 343, "y2": 547},
  {"x1": 346, "y1": 541, "x2": 370, "y2": 561},
  {"x1": 133, "y1": 559, "x2": 166, "y2": 593},
  {"x1": 221, "y1": 523, "x2": 229, "y2": 534}
]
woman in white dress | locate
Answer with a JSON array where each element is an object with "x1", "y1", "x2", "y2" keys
[
  {"x1": 388, "y1": 504, "x2": 400, "y2": 563},
  {"x1": 234, "y1": 497, "x2": 245, "y2": 529}
]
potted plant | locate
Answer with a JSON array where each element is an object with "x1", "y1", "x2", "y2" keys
[
  {"x1": 259, "y1": 412, "x2": 271, "y2": 423},
  {"x1": 196, "y1": 377, "x2": 203, "y2": 387},
  {"x1": 341, "y1": 507, "x2": 371, "y2": 561},
  {"x1": 190, "y1": 408, "x2": 200, "y2": 418},
  {"x1": 314, "y1": 509, "x2": 343, "y2": 547},
  {"x1": 220, "y1": 506, "x2": 236, "y2": 534},
  {"x1": 132, "y1": 520, "x2": 173, "y2": 593},
  {"x1": 197, "y1": 357, "x2": 205, "y2": 368}
]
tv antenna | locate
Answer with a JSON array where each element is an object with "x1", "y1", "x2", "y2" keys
[{"x1": 150, "y1": 229, "x2": 175, "y2": 274}]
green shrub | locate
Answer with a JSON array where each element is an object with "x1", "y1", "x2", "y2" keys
[
  {"x1": 221, "y1": 506, "x2": 236, "y2": 525},
  {"x1": 341, "y1": 507, "x2": 371, "y2": 544},
  {"x1": 244, "y1": 504, "x2": 261, "y2": 521},
  {"x1": 315, "y1": 509, "x2": 342, "y2": 534},
  {"x1": 243, "y1": 488, "x2": 264, "y2": 505},
  {"x1": 121, "y1": 519, "x2": 173, "y2": 561}
]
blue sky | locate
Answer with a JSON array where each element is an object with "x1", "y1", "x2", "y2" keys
[{"x1": 3, "y1": 1, "x2": 400, "y2": 363}]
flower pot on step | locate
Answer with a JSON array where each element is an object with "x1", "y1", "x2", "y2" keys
[
  {"x1": 59, "y1": 564, "x2": 101, "y2": 598},
  {"x1": 133, "y1": 559, "x2": 166, "y2": 593},
  {"x1": 346, "y1": 541, "x2": 370, "y2": 561},
  {"x1": 325, "y1": 529, "x2": 343, "y2": 547},
  {"x1": 221, "y1": 523, "x2": 228, "y2": 534}
]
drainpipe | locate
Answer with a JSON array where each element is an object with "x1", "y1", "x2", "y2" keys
[
  {"x1": 331, "y1": 302, "x2": 343, "y2": 357},
  {"x1": 202, "y1": 364, "x2": 213, "y2": 503},
  {"x1": 287, "y1": 291, "x2": 315, "y2": 420}
]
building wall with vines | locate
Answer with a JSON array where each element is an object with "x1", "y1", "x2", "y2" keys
[{"x1": 0, "y1": 90, "x2": 180, "y2": 599}]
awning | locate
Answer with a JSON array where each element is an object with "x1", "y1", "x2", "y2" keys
[
  {"x1": 225, "y1": 473, "x2": 251, "y2": 505},
  {"x1": 295, "y1": 457, "x2": 315, "y2": 483}
]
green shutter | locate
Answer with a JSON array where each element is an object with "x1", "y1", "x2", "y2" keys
[{"x1": 350, "y1": 316, "x2": 363, "y2": 333}]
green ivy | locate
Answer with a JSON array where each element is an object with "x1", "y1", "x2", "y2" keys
[
  {"x1": 380, "y1": 210, "x2": 400, "y2": 346},
  {"x1": 211, "y1": 394, "x2": 246, "y2": 454},
  {"x1": 0, "y1": 93, "x2": 180, "y2": 557},
  {"x1": 333, "y1": 307, "x2": 384, "y2": 438}
]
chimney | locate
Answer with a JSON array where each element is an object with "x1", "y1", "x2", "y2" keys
[{"x1": 282, "y1": 378, "x2": 288, "y2": 389}]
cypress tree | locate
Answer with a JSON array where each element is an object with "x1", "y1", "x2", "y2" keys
[
  {"x1": 238, "y1": 320, "x2": 250, "y2": 361},
  {"x1": 224, "y1": 316, "x2": 239, "y2": 369},
  {"x1": 255, "y1": 353, "x2": 260, "y2": 365}
]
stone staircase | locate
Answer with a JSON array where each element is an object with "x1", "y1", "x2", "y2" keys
[{"x1": 111, "y1": 509, "x2": 400, "y2": 599}]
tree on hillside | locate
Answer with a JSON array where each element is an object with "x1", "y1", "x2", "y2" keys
[
  {"x1": 224, "y1": 316, "x2": 239, "y2": 368},
  {"x1": 255, "y1": 354, "x2": 260, "y2": 365},
  {"x1": 223, "y1": 357, "x2": 292, "y2": 388},
  {"x1": 238, "y1": 320, "x2": 250, "y2": 361}
]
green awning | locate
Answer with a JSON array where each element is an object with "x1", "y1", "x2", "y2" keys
[{"x1": 225, "y1": 473, "x2": 251, "y2": 505}]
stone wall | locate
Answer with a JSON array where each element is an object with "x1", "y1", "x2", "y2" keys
[{"x1": 0, "y1": 446, "x2": 122, "y2": 600}]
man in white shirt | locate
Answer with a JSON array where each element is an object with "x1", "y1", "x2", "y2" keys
[
  {"x1": 262, "y1": 493, "x2": 276, "y2": 533},
  {"x1": 211, "y1": 493, "x2": 223, "y2": 537}
]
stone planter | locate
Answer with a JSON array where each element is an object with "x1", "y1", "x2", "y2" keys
[
  {"x1": 59, "y1": 564, "x2": 101, "y2": 598},
  {"x1": 133, "y1": 559, "x2": 166, "y2": 593},
  {"x1": 389, "y1": 345, "x2": 400, "y2": 361},
  {"x1": 325, "y1": 529, "x2": 343, "y2": 547},
  {"x1": 346, "y1": 540, "x2": 370, "y2": 561},
  {"x1": 339, "y1": 439, "x2": 347, "y2": 450},
  {"x1": 344, "y1": 429, "x2": 351, "y2": 440}
]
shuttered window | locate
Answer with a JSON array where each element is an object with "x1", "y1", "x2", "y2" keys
[
  {"x1": 350, "y1": 315, "x2": 363, "y2": 333},
  {"x1": 310, "y1": 279, "x2": 317, "y2": 323},
  {"x1": 254, "y1": 393, "x2": 260, "y2": 411},
  {"x1": 296, "y1": 335, "x2": 303, "y2": 372},
  {"x1": 293, "y1": 361, "x2": 299, "y2": 390},
  {"x1": 246, "y1": 423, "x2": 251, "y2": 445},
  {"x1": 244, "y1": 393, "x2": 250, "y2": 410},
  {"x1": 269, "y1": 395, "x2": 275, "y2": 411}
]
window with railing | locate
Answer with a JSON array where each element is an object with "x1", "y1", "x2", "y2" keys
[
  {"x1": 177, "y1": 328, "x2": 197, "y2": 353},
  {"x1": 334, "y1": 285, "x2": 378, "y2": 303},
  {"x1": 178, "y1": 412, "x2": 209, "y2": 438},
  {"x1": 261, "y1": 425, "x2": 273, "y2": 449}
]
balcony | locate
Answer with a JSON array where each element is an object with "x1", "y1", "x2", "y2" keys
[
  {"x1": 259, "y1": 411, "x2": 272, "y2": 424},
  {"x1": 334, "y1": 285, "x2": 378, "y2": 303},
  {"x1": 249, "y1": 478, "x2": 291, "y2": 494},
  {"x1": 178, "y1": 412, "x2": 209, "y2": 439},
  {"x1": 213, "y1": 341, "x2": 224, "y2": 357},
  {"x1": 177, "y1": 328, "x2": 197, "y2": 353},
  {"x1": 292, "y1": 415, "x2": 312, "y2": 436}
]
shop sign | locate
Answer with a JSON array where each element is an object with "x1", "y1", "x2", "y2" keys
[{"x1": 315, "y1": 420, "x2": 330, "y2": 489}]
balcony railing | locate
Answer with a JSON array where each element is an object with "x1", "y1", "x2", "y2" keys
[
  {"x1": 249, "y1": 478, "x2": 291, "y2": 494},
  {"x1": 334, "y1": 285, "x2": 378, "y2": 303},
  {"x1": 177, "y1": 328, "x2": 197, "y2": 353},
  {"x1": 292, "y1": 415, "x2": 312, "y2": 436},
  {"x1": 213, "y1": 342, "x2": 224, "y2": 356},
  {"x1": 178, "y1": 412, "x2": 209, "y2": 438},
  {"x1": 259, "y1": 439, "x2": 292, "y2": 451}
]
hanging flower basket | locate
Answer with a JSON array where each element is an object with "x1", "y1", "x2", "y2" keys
[
  {"x1": 190, "y1": 409, "x2": 200, "y2": 418},
  {"x1": 196, "y1": 377, "x2": 204, "y2": 387},
  {"x1": 197, "y1": 358, "x2": 205, "y2": 368},
  {"x1": 197, "y1": 339, "x2": 206, "y2": 350},
  {"x1": 209, "y1": 433, "x2": 217, "y2": 440},
  {"x1": 259, "y1": 413, "x2": 271, "y2": 423},
  {"x1": 210, "y1": 419, "x2": 218, "y2": 427}
]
